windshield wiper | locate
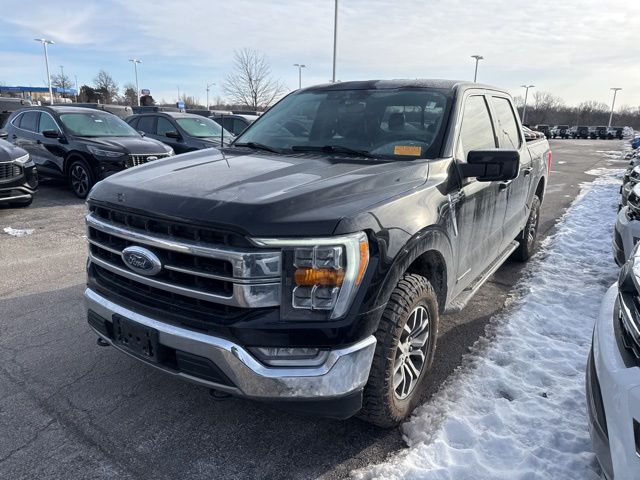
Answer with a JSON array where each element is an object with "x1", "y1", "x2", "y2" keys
[
  {"x1": 233, "y1": 142, "x2": 282, "y2": 154},
  {"x1": 291, "y1": 145, "x2": 375, "y2": 158}
]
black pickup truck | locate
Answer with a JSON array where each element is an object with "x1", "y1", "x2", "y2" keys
[{"x1": 84, "y1": 80, "x2": 550, "y2": 427}]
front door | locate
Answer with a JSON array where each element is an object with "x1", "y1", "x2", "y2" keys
[{"x1": 452, "y1": 94, "x2": 509, "y2": 293}]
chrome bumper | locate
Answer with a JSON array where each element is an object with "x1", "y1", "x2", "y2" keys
[{"x1": 84, "y1": 288, "x2": 376, "y2": 400}]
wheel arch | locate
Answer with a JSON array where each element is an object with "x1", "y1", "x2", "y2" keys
[{"x1": 374, "y1": 227, "x2": 453, "y2": 315}]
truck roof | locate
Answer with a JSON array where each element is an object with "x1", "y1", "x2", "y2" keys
[{"x1": 302, "y1": 79, "x2": 507, "y2": 95}]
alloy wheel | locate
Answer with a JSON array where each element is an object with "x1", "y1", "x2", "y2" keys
[
  {"x1": 393, "y1": 305, "x2": 430, "y2": 400},
  {"x1": 71, "y1": 164, "x2": 89, "y2": 197}
]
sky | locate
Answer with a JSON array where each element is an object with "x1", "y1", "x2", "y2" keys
[{"x1": 0, "y1": 0, "x2": 638, "y2": 108}]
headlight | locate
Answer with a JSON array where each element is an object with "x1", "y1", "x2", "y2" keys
[
  {"x1": 252, "y1": 232, "x2": 369, "y2": 319},
  {"x1": 13, "y1": 153, "x2": 30, "y2": 164},
  {"x1": 87, "y1": 146, "x2": 124, "y2": 158}
]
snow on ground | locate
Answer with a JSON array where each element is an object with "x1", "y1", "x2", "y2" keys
[
  {"x1": 596, "y1": 150, "x2": 622, "y2": 161},
  {"x1": 353, "y1": 168, "x2": 623, "y2": 480},
  {"x1": 2, "y1": 226, "x2": 34, "y2": 237}
]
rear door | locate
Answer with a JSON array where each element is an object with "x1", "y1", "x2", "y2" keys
[
  {"x1": 452, "y1": 93, "x2": 508, "y2": 289},
  {"x1": 488, "y1": 95, "x2": 531, "y2": 248},
  {"x1": 36, "y1": 111, "x2": 66, "y2": 176},
  {"x1": 156, "y1": 116, "x2": 189, "y2": 153}
]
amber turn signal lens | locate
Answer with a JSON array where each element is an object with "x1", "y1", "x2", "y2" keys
[
  {"x1": 356, "y1": 239, "x2": 369, "y2": 285},
  {"x1": 294, "y1": 268, "x2": 345, "y2": 286}
]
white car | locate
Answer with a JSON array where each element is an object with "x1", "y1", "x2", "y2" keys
[
  {"x1": 613, "y1": 183, "x2": 640, "y2": 265},
  {"x1": 587, "y1": 245, "x2": 640, "y2": 479}
]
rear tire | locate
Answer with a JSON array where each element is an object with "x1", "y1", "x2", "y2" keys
[
  {"x1": 514, "y1": 195, "x2": 541, "y2": 262},
  {"x1": 67, "y1": 159, "x2": 94, "y2": 199},
  {"x1": 359, "y1": 273, "x2": 439, "y2": 428}
]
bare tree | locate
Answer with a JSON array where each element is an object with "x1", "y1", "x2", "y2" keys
[
  {"x1": 122, "y1": 82, "x2": 137, "y2": 106},
  {"x1": 223, "y1": 48, "x2": 286, "y2": 108},
  {"x1": 93, "y1": 70, "x2": 119, "y2": 103},
  {"x1": 51, "y1": 72, "x2": 72, "y2": 90}
]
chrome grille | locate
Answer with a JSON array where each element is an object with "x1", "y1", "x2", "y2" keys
[
  {"x1": 0, "y1": 163, "x2": 21, "y2": 181},
  {"x1": 127, "y1": 153, "x2": 169, "y2": 167},
  {"x1": 86, "y1": 210, "x2": 281, "y2": 311},
  {"x1": 618, "y1": 292, "x2": 640, "y2": 359}
]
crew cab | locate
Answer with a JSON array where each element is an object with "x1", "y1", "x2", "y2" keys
[{"x1": 84, "y1": 80, "x2": 550, "y2": 427}]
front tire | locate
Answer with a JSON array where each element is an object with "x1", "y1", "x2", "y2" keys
[
  {"x1": 67, "y1": 159, "x2": 94, "y2": 199},
  {"x1": 360, "y1": 274, "x2": 439, "y2": 428},
  {"x1": 514, "y1": 195, "x2": 541, "y2": 262}
]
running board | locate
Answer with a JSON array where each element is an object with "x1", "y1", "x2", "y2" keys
[{"x1": 444, "y1": 240, "x2": 519, "y2": 314}]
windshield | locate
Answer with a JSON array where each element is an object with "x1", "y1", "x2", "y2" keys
[
  {"x1": 234, "y1": 88, "x2": 451, "y2": 159},
  {"x1": 59, "y1": 111, "x2": 139, "y2": 137},
  {"x1": 176, "y1": 117, "x2": 232, "y2": 138}
]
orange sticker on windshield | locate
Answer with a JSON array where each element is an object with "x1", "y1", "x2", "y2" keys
[{"x1": 394, "y1": 145, "x2": 421, "y2": 156}]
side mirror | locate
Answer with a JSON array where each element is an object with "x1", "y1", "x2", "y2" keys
[
  {"x1": 165, "y1": 130, "x2": 181, "y2": 139},
  {"x1": 460, "y1": 150, "x2": 519, "y2": 182},
  {"x1": 138, "y1": 130, "x2": 146, "y2": 137},
  {"x1": 0, "y1": 131, "x2": 7, "y2": 140},
  {"x1": 42, "y1": 129, "x2": 61, "y2": 139}
]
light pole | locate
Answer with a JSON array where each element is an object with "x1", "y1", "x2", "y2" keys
[
  {"x1": 471, "y1": 55, "x2": 483, "y2": 83},
  {"x1": 608, "y1": 87, "x2": 622, "y2": 128},
  {"x1": 332, "y1": 0, "x2": 338, "y2": 83},
  {"x1": 34, "y1": 38, "x2": 54, "y2": 105},
  {"x1": 521, "y1": 84, "x2": 534, "y2": 124},
  {"x1": 293, "y1": 64, "x2": 306, "y2": 89},
  {"x1": 206, "y1": 82, "x2": 216, "y2": 110},
  {"x1": 128, "y1": 58, "x2": 142, "y2": 106},
  {"x1": 74, "y1": 75, "x2": 79, "y2": 102}
]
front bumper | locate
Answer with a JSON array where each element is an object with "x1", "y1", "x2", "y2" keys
[
  {"x1": 589, "y1": 285, "x2": 640, "y2": 479},
  {"x1": 0, "y1": 163, "x2": 38, "y2": 204},
  {"x1": 613, "y1": 207, "x2": 640, "y2": 266},
  {"x1": 85, "y1": 287, "x2": 376, "y2": 417}
]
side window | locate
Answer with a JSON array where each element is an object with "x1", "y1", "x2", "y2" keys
[
  {"x1": 458, "y1": 95, "x2": 496, "y2": 160},
  {"x1": 19, "y1": 111, "x2": 39, "y2": 132},
  {"x1": 156, "y1": 117, "x2": 175, "y2": 136},
  {"x1": 38, "y1": 113, "x2": 59, "y2": 133},
  {"x1": 222, "y1": 117, "x2": 235, "y2": 133},
  {"x1": 128, "y1": 117, "x2": 139, "y2": 129},
  {"x1": 137, "y1": 116, "x2": 156, "y2": 134},
  {"x1": 491, "y1": 97, "x2": 521, "y2": 149},
  {"x1": 233, "y1": 118, "x2": 248, "y2": 134}
]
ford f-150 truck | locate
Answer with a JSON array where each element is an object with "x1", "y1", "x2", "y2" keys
[{"x1": 84, "y1": 80, "x2": 550, "y2": 427}]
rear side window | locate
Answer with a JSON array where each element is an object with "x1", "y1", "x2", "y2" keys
[
  {"x1": 233, "y1": 118, "x2": 248, "y2": 134},
  {"x1": 18, "y1": 111, "x2": 39, "y2": 132},
  {"x1": 156, "y1": 117, "x2": 175, "y2": 136},
  {"x1": 127, "y1": 117, "x2": 139, "y2": 129},
  {"x1": 491, "y1": 97, "x2": 521, "y2": 149},
  {"x1": 137, "y1": 116, "x2": 155, "y2": 134},
  {"x1": 459, "y1": 96, "x2": 496, "y2": 159}
]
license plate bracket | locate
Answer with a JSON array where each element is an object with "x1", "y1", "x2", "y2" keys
[{"x1": 112, "y1": 315, "x2": 160, "y2": 362}]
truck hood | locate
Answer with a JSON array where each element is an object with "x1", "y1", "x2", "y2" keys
[{"x1": 89, "y1": 149, "x2": 430, "y2": 236}]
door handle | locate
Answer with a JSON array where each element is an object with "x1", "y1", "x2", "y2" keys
[
  {"x1": 523, "y1": 167, "x2": 533, "y2": 176},
  {"x1": 499, "y1": 180, "x2": 512, "y2": 190}
]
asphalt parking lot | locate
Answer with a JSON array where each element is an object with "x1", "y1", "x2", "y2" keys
[{"x1": 0, "y1": 139, "x2": 627, "y2": 480}]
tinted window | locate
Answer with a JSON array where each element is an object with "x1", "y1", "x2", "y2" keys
[
  {"x1": 137, "y1": 116, "x2": 156, "y2": 134},
  {"x1": 156, "y1": 117, "x2": 175, "y2": 136},
  {"x1": 127, "y1": 117, "x2": 139, "y2": 129},
  {"x1": 233, "y1": 118, "x2": 248, "y2": 134},
  {"x1": 38, "y1": 113, "x2": 59, "y2": 133},
  {"x1": 19, "y1": 111, "x2": 39, "y2": 132},
  {"x1": 236, "y1": 88, "x2": 450, "y2": 159},
  {"x1": 459, "y1": 96, "x2": 496, "y2": 159},
  {"x1": 491, "y1": 97, "x2": 520, "y2": 149}
]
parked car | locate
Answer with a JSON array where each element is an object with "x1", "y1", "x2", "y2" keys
[
  {"x1": 613, "y1": 182, "x2": 640, "y2": 265},
  {"x1": 0, "y1": 132, "x2": 38, "y2": 207},
  {"x1": 126, "y1": 112, "x2": 233, "y2": 154},
  {"x1": 211, "y1": 113, "x2": 258, "y2": 135},
  {"x1": 0, "y1": 97, "x2": 32, "y2": 129},
  {"x1": 588, "y1": 243, "x2": 640, "y2": 478},
  {"x1": 595, "y1": 125, "x2": 608, "y2": 139},
  {"x1": 607, "y1": 126, "x2": 624, "y2": 140},
  {"x1": 4, "y1": 106, "x2": 173, "y2": 198},
  {"x1": 57, "y1": 103, "x2": 134, "y2": 120},
  {"x1": 534, "y1": 124, "x2": 551, "y2": 139},
  {"x1": 571, "y1": 126, "x2": 589, "y2": 139},
  {"x1": 551, "y1": 125, "x2": 569, "y2": 139},
  {"x1": 84, "y1": 79, "x2": 550, "y2": 426},
  {"x1": 522, "y1": 126, "x2": 545, "y2": 141}
]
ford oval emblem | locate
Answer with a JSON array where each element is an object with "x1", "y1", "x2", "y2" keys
[{"x1": 121, "y1": 246, "x2": 162, "y2": 276}]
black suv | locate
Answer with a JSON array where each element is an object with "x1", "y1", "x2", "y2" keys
[
  {"x1": 4, "y1": 106, "x2": 173, "y2": 198},
  {"x1": 573, "y1": 126, "x2": 589, "y2": 139},
  {"x1": 211, "y1": 113, "x2": 258, "y2": 135},
  {"x1": 126, "y1": 112, "x2": 233, "y2": 154},
  {"x1": 0, "y1": 132, "x2": 38, "y2": 207}
]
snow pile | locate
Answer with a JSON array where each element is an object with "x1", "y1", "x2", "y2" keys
[
  {"x1": 353, "y1": 169, "x2": 622, "y2": 480},
  {"x1": 3, "y1": 227, "x2": 34, "y2": 237},
  {"x1": 622, "y1": 126, "x2": 634, "y2": 138},
  {"x1": 596, "y1": 150, "x2": 622, "y2": 160}
]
